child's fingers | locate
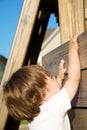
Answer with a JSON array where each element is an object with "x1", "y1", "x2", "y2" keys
[
  {"x1": 71, "y1": 33, "x2": 80, "y2": 43},
  {"x1": 58, "y1": 59, "x2": 66, "y2": 72},
  {"x1": 59, "y1": 59, "x2": 65, "y2": 67}
]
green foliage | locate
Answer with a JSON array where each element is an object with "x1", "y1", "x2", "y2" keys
[
  {"x1": 0, "y1": 71, "x2": 3, "y2": 78},
  {"x1": 20, "y1": 120, "x2": 28, "y2": 125}
]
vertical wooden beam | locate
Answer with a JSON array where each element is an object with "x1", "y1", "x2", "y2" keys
[
  {"x1": 85, "y1": 0, "x2": 87, "y2": 30},
  {"x1": 58, "y1": 0, "x2": 85, "y2": 43},
  {"x1": 0, "y1": 0, "x2": 40, "y2": 129}
]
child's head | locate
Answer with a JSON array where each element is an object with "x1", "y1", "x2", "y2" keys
[{"x1": 3, "y1": 65, "x2": 51, "y2": 122}]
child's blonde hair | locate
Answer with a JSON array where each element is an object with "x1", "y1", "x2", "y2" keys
[{"x1": 3, "y1": 65, "x2": 51, "y2": 122}]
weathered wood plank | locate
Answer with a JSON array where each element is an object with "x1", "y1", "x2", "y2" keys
[
  {"x1": 68, "y1": 109, "x2": 87, "y2": 130},
  {"x1": 42, "y1": 31, "x2": 87, "y2": 76},
  {"x1": 59, "y1": 70, "x2": 87, "y2": 107},
  {"x1": 42, "y1": 31, "x2": 87, "y2": 107},
  {"x1": 58, "y1": 0, "x2": 85, "y2": 43},
  {"x1": 0, "y1": 0, "x2": 41, "y2": 129},
  {"x1": 71, "y1": 70, "x2": 87, "y2": 107}
]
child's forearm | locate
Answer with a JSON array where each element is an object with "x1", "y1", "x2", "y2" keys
[{"x1": 68, "y1": 49, "x2": 80, "y2": 82}]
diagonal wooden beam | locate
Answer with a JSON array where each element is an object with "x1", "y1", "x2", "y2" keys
[{"x1": 0, "y1": 0, "x2": 41, "y2": 129}]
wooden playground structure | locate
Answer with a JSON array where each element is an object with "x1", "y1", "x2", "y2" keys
[{"x1": 0, "y1": 0, "x2": 87, "y2": 130}]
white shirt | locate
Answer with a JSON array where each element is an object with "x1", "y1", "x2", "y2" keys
[{"x1": 28, "y1": 87, "x2": 71, "y2": 130}]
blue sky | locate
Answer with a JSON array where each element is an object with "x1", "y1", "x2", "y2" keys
[{"x1": 0, "y1": 0, "x2": 58, "y2": 59}]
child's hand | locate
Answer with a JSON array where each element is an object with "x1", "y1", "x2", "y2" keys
[
  {"x1": 69, "y1": 34, "x2": 79, "y2": 51},
  {"x1": 57, "y1": 59, "x2": 66, "y2": 88}
]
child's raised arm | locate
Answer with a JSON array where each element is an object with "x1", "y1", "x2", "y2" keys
[{"x1": 64, "y1": 34, "x2": 80, "y2": 101}]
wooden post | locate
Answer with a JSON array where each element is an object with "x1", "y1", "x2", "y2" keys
[
  {"x1": 42, "y1": 31, "x2": 87, "y2": 130},
  {"x1": 0, "y1": 0, "x2": 40, "y2": 129},
  {"x1": 58, "y1": 0, "x2": 85, "y2": 43}
]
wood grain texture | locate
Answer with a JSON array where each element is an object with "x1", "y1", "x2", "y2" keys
[
  {"x1": 42, "y1": 31, "x2": 87, "y2": 76},
  {"x1": 58, "y1": 0, "x2": 85, "y2": 43},
  {"x1": 68, "y1": 109, "x2": 87, "y2": 130},
  {"x1": 0, "y1": 0, "x2": 41, "y2": 129},
  {"x1": 70, "y1": 70, "x2": 87, "y2": 107}
]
